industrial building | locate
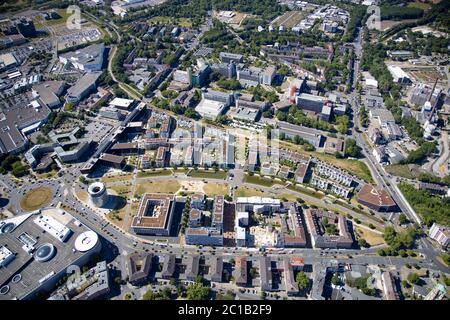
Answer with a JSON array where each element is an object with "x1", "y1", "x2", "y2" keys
[
  {"x1": 387, "y1": 65, "x2": 411, "y2": 84},
  {"x1": 65, "y1": 72, "x2": 102, "y2": 105},
  {"x1": 59, "y1": 43, "x2": 105, "y2": 72},
  {"x1": 0, "y1": 98, "x2": 51, "y2": 156}
]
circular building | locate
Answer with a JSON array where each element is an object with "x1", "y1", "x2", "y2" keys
[
  {"x1": 88, "y1": 182, "x2": 109, "y2": 208},
  {"x1": 34, "y1": 243, "x2": 56, "y2": 262},
  {"x1": 0, "y1": 222, "x2": 16, "y2": 234},
  {"x1": 74, "y1": 231, "x2": 100, "y2": 253}
]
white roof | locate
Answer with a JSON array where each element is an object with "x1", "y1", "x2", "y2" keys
[
  {"x1": 365, "y1": 78, "x2": 378, "y2": 88},
  {"x1": 34, "y1": 214, "x2": 72, "y2": 243},
  {"x1": 321, "y1": 105, "x2": 332, "y2": 115},
  {"x1": 236, "y1": 197, "x2": 281, "y2": 205},
  {"x1": 235, "y1": 226, "x2": 246, "y2": 240},
  {"x1": 0, "y1": 53, "x2": 17, "y2": 67},
  {"x1": 74, "y1": 231, "x2": 99, "y2": 252},
  {"x1": 109, "y1": 97, "x2": 134, "y2": 108},
  {"x1": 195, "y1": 99, "x2": 225, "y2": 118},
  {"x1": 388, "y1": 65, "x2": 410, "y2": 80}
]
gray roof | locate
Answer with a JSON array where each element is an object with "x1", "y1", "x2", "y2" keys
[
  {"x1": 259, "y1": 256, "x2": 272, "y2": 291},
  {"x1": 66, "y1": 72, "x2": 101, "y2": 99},
  {"x1": 185, "y1": 255, "x2": 200, "y2": 280},
  {"x1": 208, "y1": 256, "x2": 223, "y2": 282},
  {"x1": 0, "y1": 209, "x2": 99, "y2": 300},
  {"x1": 60, "y1": 43, "x2": 105, "y2": 69},
  {"x1": 127, "y1": 252, "x2": 153, "y2": 284},
  {"x1": 0, "y1": 97, "x2": 50, "y2": 155},
  {"x1": 161, "y1": 254, "x2": 176, "y2": 279}
]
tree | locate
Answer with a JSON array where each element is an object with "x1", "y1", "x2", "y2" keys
[
  {"x1": 11, "y1": 161, "x2": 28, "y2": 177},
  {"x1": 358, "y1": 239, "x2": 370, "y2": 248},
  {"x1": 185, "y1": 282, "x2": 210, "y2": 300},
  {"x1": 185, "y1": 108, "x2": 200, "y2": 120},
  {"x1": 331, "y1": 273, "x2": 341, "y2": 286},
  {"x1": 407, "y1": 273, "x2": 420, "y2": 285},
  {"x1": 142, "y1": 290, "x2": 157, "y2": 300},
  {"x1": 441, "y1": 254, "x2": 450, "y2": 268},
  {"x1": 344, "y1": 138, "x2": 361, "y2": 158},
  {"x1": 296, "y1": 272, "x2": 310, "y2": 291},
  {"x1": 398, "y1": 213, "x2": 408, "y2": 225}
]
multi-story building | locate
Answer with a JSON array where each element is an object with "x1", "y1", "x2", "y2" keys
[
  {"x1": 185, "y1": 227, "x2": 224, "y2": 246},
  {"x1": 155, "y1": 146, "x2": 168, "y2": 167},
  {"x1": 304, "y1": 208, "x2": 353, "y2": 249},
  {"x1": 233, "y1": 257, "x2": 247, "y2": 287},
  {"x1": 208, "y1": 256, "x2": 223, "y2": 283},
  {"x1": 381, "y1": 271, "x2": 399, "y2": 300},
  {"x1": 219, "y1": 52, "x2": 243, "y2": 64},
  {"x1": 356, "y1": 184, "x2": 397, "y2": 212},
  {"x1": 65, "y1": 72, "x2": 102, "y2": 105},
  {"x1": 190, "y1": 194, "x2": 206, "y2": 210},
  {"x1": 127, "y1": 253, "x2": 153, "y2": 286},
  {"x1": 131, "y1": 194, "x2": 176, "y2": 236},
  {"x1": 184, "y1": 255, "x2": 200, "y2": 282},
  {"x1": 429, "y1": 223, "x2": 450, "y2": 248},
  {"x1": 236, "y1": 197, "x2": 281, "y2": 214}
]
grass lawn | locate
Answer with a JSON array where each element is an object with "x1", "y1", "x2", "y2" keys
[
  {"x1": 337, "y1": 200, "x2": 385, "y2": 225},
  {"x1": 407, "y1": 1, "x2": 431, "y2": 10},
  {"x1": 235, "y1": 187, "x2": 268, "y2": 198},
  {"x1": 244, "y1": 174, "x2": 276, "y2": 188},
  {"x1": 384, "y1": 164, "x2": 420, "y2": 179},
  {"x1": 188, "y1": 170, "x2": 227, "y2": 180},
  {"x1": 44, "y1": 9, "x2": 74, "y2": 26},
  {"x1": 148, "y1": 16, "x2": 192, "y2": 28},
  {"x1": 286, "y1": 184, "x2": 324, "y2": 199},
  {"x1": 110, "y1": 185, "x2": 132, "y2": 198},
  {"x1": 20, "y1": 187, "x2": 53, "y2": 211},
  {"x1": 137, "y1": 169, "x2": 173, "y2": 178},
  {"x1": 278, "y1": 140, "x2": 374, "y2": 183},
  {"x1": 76, "y1": 190, "x2": 89, "y2": 202},
  {"x1": 107, "y1": 200, "x2": 138, "y2": 229},
  {"x1": 355, "y1": 226, "x2": 385, "y2": 246},
  {"x1": 101, "y1": 174, "x2": 133, "y2": 183},
  {"x1": 203, "y1": 183, "x2": 228, "y2": 197},
  {"x1": 277, "y1": 193, "x2": 300, "y2": 202},
  {"x1": 135, "y1": 180, "x2": 180, "y2": 197}
]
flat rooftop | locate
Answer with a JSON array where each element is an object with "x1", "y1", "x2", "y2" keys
[
  {"x1": 131, "y1": 194, "x2": 175, "y2": 230},
  {"x1": 0, "y1": 97, "x2": 51, "y2": 155},
  {"x1": 0, "y1": 208, "x2": 98, "y2": 300}
]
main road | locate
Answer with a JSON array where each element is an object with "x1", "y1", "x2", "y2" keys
[{"x1": 349, "y1": 27, "x2": 422, "y2": 225}]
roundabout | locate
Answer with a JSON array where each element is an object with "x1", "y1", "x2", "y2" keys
[{"x1": 19, "y1": 187, "x2": 54, "y2": 212}]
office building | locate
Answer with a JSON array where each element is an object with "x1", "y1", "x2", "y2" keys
[{"x1": 131, "y1": 194, "x2": 176, "y2": 236}]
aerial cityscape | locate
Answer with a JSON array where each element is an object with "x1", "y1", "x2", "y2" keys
[{"x1": 0, "y1": 0, "x2": 449, "y2": 303}]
